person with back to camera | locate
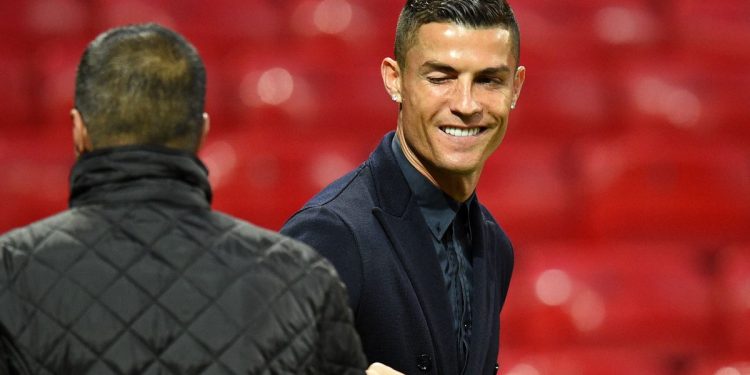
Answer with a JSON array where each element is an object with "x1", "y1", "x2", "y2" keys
[
  {"x1": 282, "y1": 0, "x2": 525, "y2": 374},
  {"x1": 0, "y1": 23, "x2": 402, "y2": 375}
]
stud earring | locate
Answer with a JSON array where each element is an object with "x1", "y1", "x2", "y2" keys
[
  {"x1": 391, "y1": 94, "x2": 401, "y2": 103},
  {"x1": 511, "y1": 101, "x2": 516, "y2": 109}
]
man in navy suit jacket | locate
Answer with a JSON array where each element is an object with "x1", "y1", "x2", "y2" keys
[{"x1": 282, "y1": 0, "x2": 525, "y2": 373}]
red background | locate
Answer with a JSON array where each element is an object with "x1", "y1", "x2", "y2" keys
[{"x1": 1, "y1": 0, "x2": 748, "y2": 373}]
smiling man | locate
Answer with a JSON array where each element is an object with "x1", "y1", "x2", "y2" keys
[{"x1": 282, "y1": 1, "x2": 524, "y2": 374}]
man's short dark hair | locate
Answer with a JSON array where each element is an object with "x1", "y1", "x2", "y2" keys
[
  {"x1": 74, "y1": 23, "x2": 206, "y2": 151},
  {"x1": 394, "y1": 0, "x2": 521, "y2": 69}
]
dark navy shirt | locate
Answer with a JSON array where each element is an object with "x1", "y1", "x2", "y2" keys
[{"x1": 391, "y1": 137, "x2": 474, "y2": 373}]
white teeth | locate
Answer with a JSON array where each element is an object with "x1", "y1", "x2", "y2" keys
[{"x1": 442, "y1": 127, "x2": 480, "y2": 137}]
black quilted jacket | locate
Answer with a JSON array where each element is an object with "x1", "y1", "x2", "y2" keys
[{"x1": 0, "y1": 146, "x2": 367, "y2": 375}]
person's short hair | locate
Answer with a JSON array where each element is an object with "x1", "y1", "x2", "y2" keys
[
  {"x1": 394, "y1": 0, "x2": 521, "y2": 69},
  {"x1": 74, "y1": 23, "x2": 206, "y2": 151}
]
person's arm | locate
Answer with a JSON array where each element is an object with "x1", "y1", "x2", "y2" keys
[
  {"x1": 309, "y1": 258, "x2": 368, "y2": 374},
  {"x1": 282, "y1": 206, "x2": 364, "y2": 311},
  {"x1": 311, "y1": 265, "x2": 404, "y2": 375},
  {"x1": 0, "y1": 243, "x2": 32, "y2": 375}
]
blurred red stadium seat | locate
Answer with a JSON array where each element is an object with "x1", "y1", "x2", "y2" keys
[
  {"x1": 91, "y1": 0, "x2": 282, "y2": 41},
  {"x1": 32, "y1": 36, "x2": 90, "y2": 126},
  {"x1": 511, "y1": 61, "x2": 621, "y2": 138},
  {"x1": 686, "y1": 357, "x2": 750, "y2": 375},
  {"x1": 509, "y1": 0, "x2": 627, "y2": 137},
  {"x1": 500, "y1": 346, "x2": 676, "y2": 375},
  {"x1": 24, "y1": 0, "x2": 89, "y2": 37},
  {"x1": 673, "y1": 0, "x2": 750, "y2": 64},
  {"x1": 214, "y1": 39, "x2": 392, "y2": 139},
  {"x1": 0, "y1": 132, "x2": 72, "y2": 233},
  {"x1": 615, "y1": 53, "x2": 750, "y2": 140},
  {"x1": 502, "y1": 241, "x2": 716, "y2": 351},
  {"x1": 715, "y1": 244, "x2": 750, "y2": 357},
  {"x1": 478, "y1": 139, "x2": 581, "y2": 242},
  {"x1": 0, "y1": 56, "x2": 34, "y2": 130},
  {"x1": 202, "y1": 128, "x2": 372, "y2": 231},
  {"x1": 574, "y1": 131, "x2": 750, "y2": 243},
  {"x1": 0, "y1": 3, "x2": 27, "y2": 35},
  {"x1": 1, "y1": 1, "x2": 748, "y2": 368},
  {"x1": 514, "y1": 0, "x2": 667, "y2": 60}
]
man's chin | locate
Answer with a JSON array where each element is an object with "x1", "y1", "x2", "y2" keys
[{"x1": 435, "y1": 160, "x2": 483, "y2": 177}]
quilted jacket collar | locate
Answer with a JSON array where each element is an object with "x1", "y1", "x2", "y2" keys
[{"x1": 69, "y1": 145, "x2": 212, "y2": 208}]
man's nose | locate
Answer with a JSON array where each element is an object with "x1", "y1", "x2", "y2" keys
[{"x1": 450, "y1": 80, "x2": 482, "y2": 121}]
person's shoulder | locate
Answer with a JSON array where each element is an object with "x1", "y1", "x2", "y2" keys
[
  {"x1": 303, "y1": 166, "x2": 378, "y2": 225},
  {"x1": 0, "y1": 209, "x2": 81, "y2": 253},
  {"x1": 210, "y1": 212, "x2": 333, "y2": 269},
  {"x1": 305, "y1": 160, "x2": 374, "y2": 207},
  {"x1": 0, "y1": 209, "x2": 85, "y2": 281}
]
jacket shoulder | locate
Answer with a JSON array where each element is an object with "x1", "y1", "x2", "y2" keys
[
  {"x1": 0, "y1": 209, "x2": 82, "y2": 257},
  {"x1": 211, "y1": 212, "x2": 369, "y2": 371},
  {"x1": 212, "y1": 212, "x2": 341, "y2": 277},
  {"x1": 302, "y1": 162, "x2": 371, "y2": 209},
  {"x1": 283, "y1": 161, "x2": 375, "y2": 238},
  {"x1": 280, "y1": 162, "x2": 377, "y2": 310}
]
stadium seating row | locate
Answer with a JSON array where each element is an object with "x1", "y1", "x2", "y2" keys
[
  {"x1": 1, "y1": 0, "x2": 747, "y2": 370},
  {"x1": 2, "y1": 126, "x2": 748, "y2": 244}
]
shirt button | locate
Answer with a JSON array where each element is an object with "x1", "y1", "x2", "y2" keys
[
  {"x1": 463, "y1": 321, "x2": 472, "y2": 330},
  {"x1": 416, "y1": 353, "x2": 431, "y2": 372}
]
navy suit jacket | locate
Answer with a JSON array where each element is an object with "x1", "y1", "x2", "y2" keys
[{"x1": 282, "y1": 132, "x2": 514, "y2": 375}]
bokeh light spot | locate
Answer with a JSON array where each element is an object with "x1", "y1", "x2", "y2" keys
[
  {"x1": 201, "y1": 141, "x2": 237, "y2": 189},
  {"x1": 314, "y1": 0, "x2": 353, "y2": 34},
  {"x1": 507, "y1": 363, "x2": 541, "y2": 375},
  {"x1": 535, "y1": 269, "x2": 573, "y2": 306},
  {"x1": 256, "y1": 68, "x2": 294, "y2": 106},
  {"x1": 569, "y1": 289, "x2": 606, "y2": 332},
  {"x1": 715, "y1": 367, "x2": 741, "y2": 375}
]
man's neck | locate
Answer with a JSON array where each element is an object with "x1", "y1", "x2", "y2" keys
[{"x1": 395, "y1": 129, "x2": 479, "y2": 203}]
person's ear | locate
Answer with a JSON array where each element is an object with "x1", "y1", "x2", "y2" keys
[
  {"x1": 511, "y1": 65, "x2": 526, "y2": 109},
  {"x1": 71, "y1": 109, "x2": 93, "y2": 157},
  {"x1": 381, "y1": 57, "x2": 402, "y2": 104},
  {"x1": 196, "y1": 112, "x2": 210, "y2": 151}
]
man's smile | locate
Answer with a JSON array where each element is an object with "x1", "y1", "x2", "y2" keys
[{"x1": 440, "y1": 126, "x2": 484, "y2": 137}]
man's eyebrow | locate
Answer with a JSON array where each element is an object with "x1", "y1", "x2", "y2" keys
[
  {"x1": 478, "y1": 66, "x2": 513, "y2": 76},
  {"x1": 420, "y1": 61, "x2": 458, "y2": 73},
  {"x1": 419, "y1": 61, "x2": 513, "y2": 76}
]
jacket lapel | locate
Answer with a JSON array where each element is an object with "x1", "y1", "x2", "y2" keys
[{"x1": 369, "y1": 133, "x2": 459, "y2": 374}]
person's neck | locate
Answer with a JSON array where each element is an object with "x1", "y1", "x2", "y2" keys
[{"x1": 395, "y1": 128, "x2": 478, "y2": 203}]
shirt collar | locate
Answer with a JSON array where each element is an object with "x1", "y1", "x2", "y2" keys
[{"x1": 391, "y1": 136, "x2": 475, "y2": 240}]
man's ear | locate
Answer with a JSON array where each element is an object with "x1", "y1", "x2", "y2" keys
[
  {"x1": 511, "y1": 65, "x2": 526, "y2": 109},
  {"x1": 196, "y1": 112, "x2": 210, "y2": 151},
  {"x1": 71, "y1": 109, "x2": 93, "y2": 157},
  {"x1": 381, "y1": 57, "x2": 402, "y2": 104}
]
